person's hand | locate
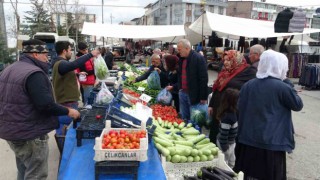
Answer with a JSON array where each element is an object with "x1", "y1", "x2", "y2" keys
[
  {"x1": 68, "y1": 108, "x2": 80, "y2": 119},
  {"x1": 112, "y1": 65, "x2": 118, "y2": 70},
  {"x1": 208, "y1": 107, "x2": 213, "y2": 116},
  {"x1": 94, "y1": 80, "x2": 100, "y2": 87},
  {"x1": 200, "y1": 100, "x2": 207, "y2": 104},
  {"x1": 78, "y1": 72, "x2": 88, "y2": 75},
  {"x1": 90, "y1": 49, "x2": 100, "y2": 57},
  {"x1": 154, "y1": 67, "x2": 161, "y2": 74},
  {"x1": 166, "y1": 86, "x2": 173, "y2": 91}
]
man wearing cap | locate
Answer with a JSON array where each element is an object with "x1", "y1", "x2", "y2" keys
[
  {"x1": 51, "y1": 41, "x2": 99, "y2": 136},
  {"x1": 75, "y1": 42, "x2": 96, "y2": 105},
  {"x1": 0, "y1": 39, "x2": 80, "y2": 180}
]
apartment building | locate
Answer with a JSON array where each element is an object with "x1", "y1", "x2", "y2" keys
[{"x1": 140, "y1": 0, "x2": 228, "y2": 26}]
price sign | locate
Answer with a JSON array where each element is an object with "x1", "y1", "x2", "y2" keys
[
  {"x1": 139, "y1": 93, "x2": 152, "y2": 103},
  {"x1": 137, "y1": 87, "x2": 145, "y2": 91}
]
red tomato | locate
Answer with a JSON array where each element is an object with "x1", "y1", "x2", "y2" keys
[{"x1": 96, "y1": 114, "x2": 102, "y2": 120}]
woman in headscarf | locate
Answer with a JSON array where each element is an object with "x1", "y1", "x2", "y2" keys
[
  {"x1": 234, "y1": 50, "x2": 303, "y2": 180},
  {"x1": 208, "y1": 50, "x2": 257, "y2": 143}
]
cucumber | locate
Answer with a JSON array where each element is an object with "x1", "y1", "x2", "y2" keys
[
  {"x1": 190, "y1": 134, "x2": 206, "y2": 144},
  {"x1": 155, "y1": 143, "x2": 170, "y2": 156},
  {"x1": 195, "y1": 142, "x2": 215, "y2": 150},
  {"x1": 211, "y1": 147, "x2": 219, "y2": 156},
  {"x1": 182, "y1": 149, "x2": 191, "y2": 156},
  {"x1": 196, "y1": 138, "x2": 210, "y2": 145},
  {"x1": 173, "y1": 122, "x2": 179, "y2": 128},
  {"x1": 166, "y1": 155, "x2": 171, "y2": 162},
  {"x1": 193, "y1": 155, "x2": 200, "y2": 162},
  {"x1": 175, "y1": 144, "x2": 193, "y2": 150},
  {"x1": 158, "y1": 117, "x2": 163, "y2": 126},
  {"x1": 207, "y1": 154, "x2": 214, "y2": 161},
  {"x1": 199, "y1": 144, "x2": 217, "y2": 151},
  {"x1": 180, "y1": 156, "x2": 188, "y2": 163},
  {"x1": 181, "y1": 127, "x2": 196, "y2": 133},
  {"x1": 186, "y1": 123, "x2": 193, "y2": 128},
  {"x1": 191, "y1": 149, "x2": 199, "y2": 156},
  {"x1": 200, "y1": 155, "x2": 208, "y2": 161},
  {"x1": 172, "y1": 133, "x2": 185, "y2": 141},
  {"x1": 168, "y1": 122, "x2": 172, "y2": 128},
  {"x1": 153, "y1": 137, "x2": 173, "y2": 147},
  {"x1": 171, "y1": 154, "x2": 181, "y2": 163},
  {"x1": 167, "y1": 147, "x2": 177, "y2": 156},
  {"x1": 178, "y1": 122, "x2": 185, "y2": 129},
  {"x1": 200, "y1": 149, "x2": 212, "y2": 156},
  {"x1": 174, "y1": 140, "x2": 193, "y2": 147},
  {"x1": 187, "y1": 156, "x2": 194, "y2": 162},
  {"x1": 183, "y1": 128, "x2": 200, "y2": 135}
]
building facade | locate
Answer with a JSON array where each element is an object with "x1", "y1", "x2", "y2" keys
[
  {"x1": 227, "y1": 0, "x2": 320, "y2": 40},
  {"x1": 140, "y1": 0, "x2": 228, "y2": 26}
]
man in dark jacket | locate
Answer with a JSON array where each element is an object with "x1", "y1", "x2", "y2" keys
[
  {"x1": 104, "y1": 47, "x2": 114, "y2": 70},
  {"x1": 0, "y1": 39, "x2": 80, "y2": 180},
  {"x1": 133, "y1": 54, "x2": 167, "y2": 88},
  {"x1": 176, "y1": 39, "x2": 208, "y2": 121}
]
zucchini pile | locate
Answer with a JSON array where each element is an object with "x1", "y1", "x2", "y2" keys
[{"x1": 152, "y1": 118, "x2": 219, "y2": 163}]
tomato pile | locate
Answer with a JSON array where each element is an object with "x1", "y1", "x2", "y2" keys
[
  {"x1": 122, "y1": 88, "x2": 141, "y2": 98},
  {"x1": 150, "y1": 104, "x2": 184, "y2": 124},
  {"x1": 102, "y1": 129, "x2": 146, "y2": 149}
]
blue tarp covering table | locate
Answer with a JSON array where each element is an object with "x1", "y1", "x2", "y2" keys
[{"x1": 58, "y1": 127, "x2": 166, "y2": 180}]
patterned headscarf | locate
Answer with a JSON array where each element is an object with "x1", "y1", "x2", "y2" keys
[{"x1": 213, "y1": 50, "x2": 249, "y2": 91}]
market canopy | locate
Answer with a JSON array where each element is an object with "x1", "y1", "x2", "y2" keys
[
  {"x1": 81, "y1": 22, "x2": 202, "y2": 44},
  {"x1": 189, "y1": 11, "x2": 320, "y2": 38}
]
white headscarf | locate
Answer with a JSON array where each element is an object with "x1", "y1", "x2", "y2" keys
[{"x1": 256, "y1": 49, "x2": 288, "y2": 80}]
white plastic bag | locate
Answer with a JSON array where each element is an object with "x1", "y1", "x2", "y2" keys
[
  {"x1": 94, "y1": 55, "x2": 110, "y2": 81},
  {"x1": 95, "y1": 83, "x2": 114, "y2": 105}
]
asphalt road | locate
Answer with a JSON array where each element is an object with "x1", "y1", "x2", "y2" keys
[{"x1": 0, "y1": 69, "x2": 319, "y2": 180}]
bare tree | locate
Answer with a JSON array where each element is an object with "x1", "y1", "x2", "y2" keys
[{"x1": 9, "y1": 0, "x2": 19, "y2": 60}]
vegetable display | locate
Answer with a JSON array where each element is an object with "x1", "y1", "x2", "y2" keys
[
  {"x1": 101, "y1": 129, "x2": 146, "y2": 149},
  {"x1": 152, "y1": 118, "x2": 219, "y2": 163}
]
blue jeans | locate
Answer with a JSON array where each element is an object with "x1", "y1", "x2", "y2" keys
[
  {"x1": 179, "y1": 90, "x2": 191, "y2": 121},
  {"x1": 56, "y1": 102, "x2": 78, "y2": 135},
  {"x1": 82, "y1": 85, "x2": 94, "y2": 105},
  {"x1": 7, "y1": 135, "x2": 49, "y2": 180}
]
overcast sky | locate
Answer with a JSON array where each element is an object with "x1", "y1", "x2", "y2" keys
[{"x1": 3, "y1": 0, "x2": 320, "y2": 47}]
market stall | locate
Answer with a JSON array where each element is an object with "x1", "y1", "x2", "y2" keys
[{"x1": 57, "y1": 62, "x2": 243, "y2": 180}]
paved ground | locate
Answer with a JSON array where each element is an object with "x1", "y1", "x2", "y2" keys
[{"x1": 0, "y1": 69, "x2": 319, "y2": 180}]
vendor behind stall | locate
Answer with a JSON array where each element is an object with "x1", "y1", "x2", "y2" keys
[{"x1": 132, "y1": 54, "x2": 167, "y2": 88}]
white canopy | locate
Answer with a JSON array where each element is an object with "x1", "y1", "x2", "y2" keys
[
  {"x1": 81, "y1": 22, "x2": 202, "y2": 44},
  {"x1": 189, "y1": 11, "x2": 320, "y2": 38}
]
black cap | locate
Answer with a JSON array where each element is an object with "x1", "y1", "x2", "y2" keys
[{"x1": 78, "y1": 42, "x2": 88, "y2": 50}]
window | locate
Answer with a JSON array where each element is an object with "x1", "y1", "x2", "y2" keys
[
  {"x1": 209, "y1": 5, "x2": 215, "y2": 13},
  {"x1": 186, "y1": 3, "x2": 192, "y2": 10},
  {"x1": 219, "y1": 7, "x2": 224, "y2": 15}
]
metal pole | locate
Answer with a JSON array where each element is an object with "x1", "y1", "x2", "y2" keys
[{"x1": 102, "y1": 0, "x2": 104, "y2": 46}]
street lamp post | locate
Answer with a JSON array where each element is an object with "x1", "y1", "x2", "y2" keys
[
  {"x1": 102, "y1": 0, "x2": 104, "y2": 46},
  {"x1": 200, "y1": 0, "x2": 206, "y2": 48}
]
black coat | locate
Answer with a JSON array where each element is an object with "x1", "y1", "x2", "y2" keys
[
  {"x1": 177, "y1": 50, "x2": 208, "y2": 105},
  {"x1": 274, "y1": 8, "x2": 294, "y2": 33}
]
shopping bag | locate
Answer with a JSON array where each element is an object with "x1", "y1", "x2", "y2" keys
[
  {"x1": 94, "y1": 55, "x2": 109, "y2": 81},
  {"x1": 156, "y1": 89, "x2": 172, "y2": 105},
  {"x1": 147, "y1": 70, "x2": 161, "y2": 90},
  {"x1": 190, "y1": 103, "x2": 209, "y2": 127},
  {"x1": 95, "y1": 83, "x2": 114, "y2": 105}
]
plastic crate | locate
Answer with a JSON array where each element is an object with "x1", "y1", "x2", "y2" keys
[
  {"x1": 95, "y1": 161, "x2": 139, "y2": 180},
  {"x1": 94, "y1": 120, "x2": 148, "y2": 162},
  {"x1": 161, "y1": 151, "x2": 244, "y2": 180},
  {"x1": 76, "y1": 107, "x2": 107, "y2": 146}
]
